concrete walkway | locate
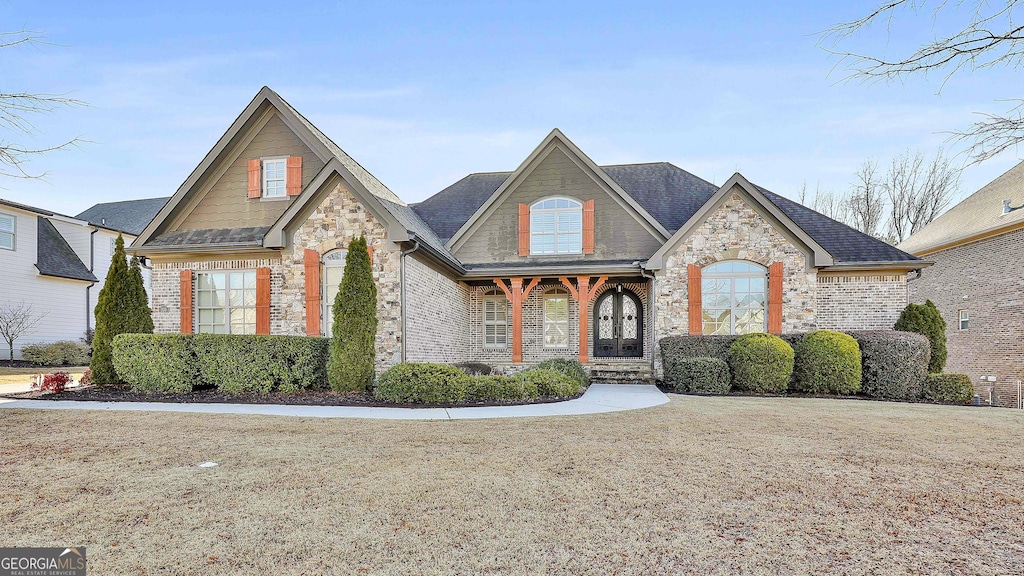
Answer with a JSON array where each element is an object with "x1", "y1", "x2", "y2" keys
[{"x1": 0, "y1": 384, "x2": 668, "y2": 420}]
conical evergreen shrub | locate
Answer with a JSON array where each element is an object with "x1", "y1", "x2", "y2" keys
[
  {"x1": 894, "y1": 299, "x2": 947, "y2": 373},
  {"x1": 328, "y1": 236, "x2": 378, "y2": 392},
  {"x1": 91, "y1": 234, "x2": 154, "y2": 384}
]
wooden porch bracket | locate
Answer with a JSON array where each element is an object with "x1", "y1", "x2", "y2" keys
[
  {"x1": 493, "y1": 277, "x2": 541, "y2": 362},
  {"x1": 559, "y1": 275, "x2": 608, "y2": 363}
]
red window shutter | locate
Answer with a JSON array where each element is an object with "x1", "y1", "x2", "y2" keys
[
  {"x1": 286, "y1": 156, "x2": 303, "y2": 196},
  {"x1": 256, "y1": 267, "x2": 271, "y2": 335},
  {"x1": 687, "y1": 264, "x2": 702, "y2": 335},
  {"x1": 366, "y1": 245, "x2": 374, "y2": 262},
  {"x1": 518, "y1": 203, "x2": 530, "y2": 256},
  {"x1": 304, "y1": 250, "x2": 321, "y2": 336},
  {"x1": 247, "y1": 159, "x2": 261, "y2": 199},
  {"x1": 179, "y1": 270, "x2": 193, "y2": 334},
  {"x1": 582, "y1": 199, "x2": 595, "y2": 254},
  {"x1": 768, "y1": 262, "x2": 783, "y2": 334}
]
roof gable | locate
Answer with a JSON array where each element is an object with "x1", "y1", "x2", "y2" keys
[
  {"x1": 76, "y1": 197, "x2": 169, "y2": 236},
  {"x1": 35, "y1": 217, "x2": 96, "y2": 282},
  {"x1": 445, "y1": 129, "x2": 670, "y2": 251}
]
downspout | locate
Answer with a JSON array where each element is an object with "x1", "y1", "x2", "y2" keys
[
  {"x1": 87, "y1": 228, "x2": 98, "y2": 335},
  {"x1": 637, "y1": 262, "x2": 656, "y2": 375},
  {"x1": 400, "y1": 238, "x2": 421, "y2": 363}
]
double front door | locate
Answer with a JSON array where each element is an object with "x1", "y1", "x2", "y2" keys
[{"x1": 594, "y1": 288, "x2": 643, "y2": 358}]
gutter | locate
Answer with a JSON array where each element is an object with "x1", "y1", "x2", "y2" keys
[
  {"x1": 399, "y1": 239, "x2": 422, "y2": 362},
  {"x1": 818, "y1": 260, "x2": 934, "y2": 272}
]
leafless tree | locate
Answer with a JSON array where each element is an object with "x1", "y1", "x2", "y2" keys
[
  {"x1": 884, "y1": 149, "x2": 961, "y2": 243},
  {"x1": 810, "y1": 183, "x2": 852, "y2": 225},
  {"x1": 846, "y1": 159, "x2": 887, "y2": 238},
  {"x1": 0, "y1": 302, "x2": 45, "y2": 365},
  {"x1": 820, "y1": 1, "x2": 1024, "y2": 164},
  {"x1": 0, "y1": 30, "x2": 84, "y2": 179}
]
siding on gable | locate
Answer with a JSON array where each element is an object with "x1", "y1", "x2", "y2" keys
[
  {"x1": 50, "y1": 219, "x2": 92, "y2": 266},
  {"x1": 177, "y1": 113, "x2": 325, "y2": 231},
  {"x1": 452, "y1": 148, "x2": 663, "y2": 264}
]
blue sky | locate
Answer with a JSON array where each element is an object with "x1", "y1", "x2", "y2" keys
[{"x1": 0, "y1": 0, "x2": 1020, "y2": 215}]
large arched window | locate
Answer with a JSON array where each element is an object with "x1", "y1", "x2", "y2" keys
[
  {"x1": 321, "y1": 249, "x2": 347, "y2": 335},
  {"x1": 701, "y1": 261, "x2": 767, "y2": 335},
  {"x1": 530, "y1": 197, "x2": 582, "y2": 254}
]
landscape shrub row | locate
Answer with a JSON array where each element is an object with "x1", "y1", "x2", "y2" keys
[
  {"x1": 21, "y1": 341, "x2": 91, "y2": 366},
  {"x1": 112, "y1": 334, "x2": 329, "y2": 393},
  {"x1": 375, "y1": 360, "x2": 588, "y2": 404}
]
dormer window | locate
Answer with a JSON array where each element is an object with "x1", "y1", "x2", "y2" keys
[
  {"x1": 530, "y1": 198, "x2": 582, "y2": 255},
  {"x1": 262, "y1": 158, "x2": 287, "y2": 198}
]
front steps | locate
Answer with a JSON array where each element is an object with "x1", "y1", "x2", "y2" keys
[{"x1": 587, "y1": 361, "x2": 656, "y2": 385}]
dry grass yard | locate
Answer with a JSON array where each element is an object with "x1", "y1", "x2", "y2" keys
[
  {"x1": 1, "y1": 396, "x2": 1022, "y2": 575},
  {"x1": 0, "y1": 366, "x2": 87, "y2": 385}
]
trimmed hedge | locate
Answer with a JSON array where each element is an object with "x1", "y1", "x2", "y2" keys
[
  {"x1": 455, "y1": 362, "x2": 493, "y2": 376},
  {"x1": 192, "y1": 334, "x2": 329, "y2": 394},
  {"x1": 667, "y1": 357, "x2": 730, "y2": 394},
  {"x1": 533, "y1": 358, "x2": 589, "y2": 389},
  {"x1": 849, "y1": 331, "x2": 930, "y2": 400},
  {"x1": 21, "y1": 340, "x2": 90, "y2": 366},
  {"x1": 374, "y1": 363, "x2": 470, "y2": 404},
  {"x1": 924, "y1": 373, "x2": 974, "y2": 404},
  {"x1": 660, "y1": 335, "x2": 737, "y2": 374},
  {"x1": 894, "y1": 300, "x2": 947, "y2": 373},
  {"x1": 727, "y1": 333, "x2": 794, "y2": 394},
  {"x1": 466, "y1": 375, "x2": 539, "y2": 401},
  {"x1": 112, "y1": 334, "x2": 329, "y2": 394},
  {"x1": 519, "y1": 368, "x2": 581, "y2": 397},
  {"x1": 112, "y1": 334, "x2": 200, "y2": 393},
  {"x1": 792, "y1": 330, "x2": 862, "y2": 395}
]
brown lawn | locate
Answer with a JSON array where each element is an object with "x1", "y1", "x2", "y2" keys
[
  {"x1": 1, "y1": 396, "x2": 1022, "y2": 575},
  {"x1": 0, "y1": 366, "x2": 88, "y2": 385}
]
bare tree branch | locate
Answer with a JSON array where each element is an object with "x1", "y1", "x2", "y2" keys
[
  {"x1": 0, "y1": 302, "x2": 46, "y2": 365},
  {"x1": 884, "y1": 149, "x2": 961, "y2": 243}
]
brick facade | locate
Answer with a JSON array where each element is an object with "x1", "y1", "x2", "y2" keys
[
  {"x1": 404, "y1": 254, "x2": 470, "y2": 364},
  {"x1": 816, "y1": 272, "x2": 908, "y2": 331},
  {"x1": 909, "y1": 228, "x2": 1024, "y2": 408}
]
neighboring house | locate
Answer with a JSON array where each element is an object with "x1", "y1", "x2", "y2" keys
[
  {"x1": 899, "y1": 160, "x2": 1024, "y2": 408},
  {"x1": 133, "y1": 87, "x2": 926, "y2": 378},
  {"x1": 0, "y1": 196, "x2": 167, "y2": 359}
]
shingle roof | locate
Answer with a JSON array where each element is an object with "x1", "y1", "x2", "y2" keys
[
  {"x1": 412, "y1": 163, "x2": 919, "y2": 265},
  {"x1": 76, "y1": 197, "x2": 169, "y2": 236},
  {"x1": 35, "y1": 217, "x2": 97, "y2": 282},
  {"x1": 898, "y1": 160, "x2": 1024, "y2": 254},
  {"x1": 0, "y1": 197, "x2": 62, "y2": 218},
  {"x1": 147, "y1": 227, "x2": 270, "y2": 247}
]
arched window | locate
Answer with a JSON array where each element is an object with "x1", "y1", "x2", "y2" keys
[
  {"x1": 321, "y1": 249, "x2": 347, "y2": 335},
  {"x1": 543, "y1": 288, "x2": 570, "y2": 348},
  {"x1": 701, "y1": 261, "x2": 767, "y2": 335},
  {"x1": 530, "y1": 197, "x2": 582, "y2": 254},
  {"x1": 483, "y1": 289, "x2": 508, "y2": 348}
]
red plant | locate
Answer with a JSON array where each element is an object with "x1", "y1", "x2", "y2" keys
[
  {"x1": 79, "y1": 369, "x2": 92, "y2": 387},
  {"x1": 33, "y1": 371, "x2": 72, "y2": 394}
]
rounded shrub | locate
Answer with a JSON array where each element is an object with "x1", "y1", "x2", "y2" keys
[
  {"x1": 21, "y1": 341, "x2": 90, "y2": 366},
  {"x1": 792, "y1": 330, "x2": 862, "y2": 395},
  {"x1": 533, "y1": 358, "x2": 589, "y2": 389},
  {"x1": 894, "y1": 300, "x2": 947, "y2": 373},
  {"x1": 374, "y1": 363, "x2": 470, "y2": 404},
  {"x1": 518, "y1": 368, "x2": 581, "y2": 397},
  {"x1": 466, "y1": 375, "x2": 539, "y2": 401},
  {"x1": 666, "y1": 357, "x2": 730, "y2": 394},
  {"x1": 849, "y1": 330, "x2": 930, "y2": 400},
  {"x1": 727, "y1": 333, "x2": 794, "y2": 394},
  {"x1": 923, "y1": 373, "x2": 974, "y2": 404}
]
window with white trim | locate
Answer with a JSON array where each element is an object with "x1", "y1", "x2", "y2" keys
[
  {"x1": 196, "y1": 271, "x2": 256, "y2": 334},
  {"x1": 322, "y1": 249, "x2": 348, "y2": 336},
  {"x1": 701, "y1": 261, "x2": 767, "y2": 335},
  {"x1": 110, "y1": 237, "x2": 117, "y2": 256},
  {"x1": 959, "y1": 310, "x2": 969, "y2": 331},
  {"x1": 262, "y1": 158, "x2": 287, "y2": 198},
  {"x1": 483, "y1": 290, "x2": 508, "y2": 348},
  {"x1": 0, "y1": 213, "x2": 14, "y2": 251},
  {"x1": 543, "y1": 289, "x2": 570, "y2": 347},
  {"x1": 530, "y1": 198, "x2": 582, "y2": 254}
]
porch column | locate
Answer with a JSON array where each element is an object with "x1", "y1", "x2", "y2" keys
[
  {"x1": 494, "y1": 277, "x2": 541, "y2": 362},
  {"x1": 559, "y1": 275, "x2": 608, "y2": 363}
]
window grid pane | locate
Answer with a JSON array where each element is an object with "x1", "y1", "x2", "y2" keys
[
  {"x1": 530, "y1": 199, "x2": 582, "y2": 254},
  {"x1": 263, "y1": 159, "x2": 287, "y2": 197},
  {"x1": 0, "y1": 231, "x2": 12, "y2": 250},
  {"x1": 196, "y1": 271, "x2": 256, "y2": 334},
  {"x1": 701, "y1": 262, "x2": 767, "y2": 336},
  {"x1": 544, "y1": 296, "x2": 569, "y2": 347},
  {"x1": 483, "y1": 298, "x2": 508, "y2": 347}
]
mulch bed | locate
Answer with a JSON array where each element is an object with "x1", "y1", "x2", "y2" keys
[{"x1": 1, "y1": 385, "x2": 585, "y2": 409}]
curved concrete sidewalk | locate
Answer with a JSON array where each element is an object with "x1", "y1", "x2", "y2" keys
[{"x1": 0, "y1": 384, "x2": 668, "y2": 420}]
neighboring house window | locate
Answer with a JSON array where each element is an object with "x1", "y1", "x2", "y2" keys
[
  {"x1": 321, "y1": 249, "x2": 348, "y2": 336},
  {"x1": 263, "y1": 158, "x2": 287, "y2": 198},
  {"x1": 195, "y1": 271, "x2": 256, "y2": 334},
  {"x1": 110, "y1": 237, "x2": 117, "y2": 256},
  {"x1": 530, "y1": 198, "x2": 582, "y2": 254},
  {"x1": 0, "y1": 213, "x2": 14, "y2": 251},
  {"x1": 959, "y1": 310, "x2": 969, "y2": 331},
  {"x1": 543, "y1": 289, "x2": 570, "y2": 348},
  {"x1": 701, "y1": 261, "x2": 767, "y2": 335},
  {"x1": 483, "y1": 289, "x2": 508, "y2": 348}
]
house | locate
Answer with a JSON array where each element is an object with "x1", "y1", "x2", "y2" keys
[
  {"x1": 0, "y1": 196, "x2": 167, "y2": 359},
  {"x1": 132, "y1": 87, "x2": 926, "y2": 378},
  {"x1": 899, "y1": 160, "x2": 1024, "y2": 408}
]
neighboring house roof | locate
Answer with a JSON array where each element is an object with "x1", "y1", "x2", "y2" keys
[
  {"x1": 0, "y1": 197, "x2": 64, "y2": 218},
  {"x1": 35, "y1": 217, "x2": 97, "y2": 282},
  {"x1": 898, "y1": 160, "x2": 1024, "y2": 255},
  {"x1": 414, "y1": 163, "x2": 918, "y2": 266},
  {"x1": 76, "y1": 197, "x2": 170, "y2": 236}
]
